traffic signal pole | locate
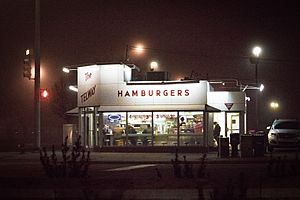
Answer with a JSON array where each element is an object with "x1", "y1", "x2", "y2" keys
[{"x1": 34, "y1": 0, "x2": 41, "y2": 149}]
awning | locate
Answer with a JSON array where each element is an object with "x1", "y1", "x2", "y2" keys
[
  {"x1": 98, "y1": 104, "x2": 207, "y2": 111},
  {"x1": 66, "y1": 104, "x2": 220, "y2": 114},
  {"x1": 65, "y1": 107, "x2": 79, "y2": 115}
]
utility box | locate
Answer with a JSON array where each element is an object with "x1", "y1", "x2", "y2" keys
[
  {"x1": 218, "y1": 137, "x2": 229, "y2": 158},
  {"x1": 146, "y1": 71, "x2": 169, "y2": 81},
  {"x1": 253, "y1": 134, "x2": 265, "y2": 157},
  {"x1": 230, "y1": 133, "x2": 240, "y2": 157},
  {"x1": 240, "y1": 135, "x2": 253, "y2": 157}
]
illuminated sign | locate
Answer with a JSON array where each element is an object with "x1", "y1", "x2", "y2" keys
[
  {"x1": 225, "y1": 103, "x2": 234, "y2": 110},
  {"x1": 108, "y1": 114, "x2": 121, "y2": 122},
  {"x1": 77, "y1": 64, "x2": 208, "y2": 107},
  {"x1": 85, "y1": 72, "x2": 92, "y2": 81},
  {"x1": 80, "y1": 85, "x2": 96, "y2": 103},
  {"x1": 117, "y1": 89, "x2": 190, "y2": 97}
]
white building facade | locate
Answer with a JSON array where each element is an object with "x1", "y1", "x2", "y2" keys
[{"x1": 75, "y1": 64, "x2": 246, "y2": 149}]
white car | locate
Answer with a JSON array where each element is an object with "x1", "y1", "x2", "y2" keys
[{"x1": 267, "y1": 119, "x2": 300, "y2": 152}]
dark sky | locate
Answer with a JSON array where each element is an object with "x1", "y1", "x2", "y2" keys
[{"x1": 1, "y1": 0, "x2": 300, "y2": 132}]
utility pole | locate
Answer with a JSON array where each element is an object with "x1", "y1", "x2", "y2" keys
[{"x1": 34, "y1": 0, "x2": 41, "y2": 149}]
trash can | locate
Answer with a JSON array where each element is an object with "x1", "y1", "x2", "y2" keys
[
  {"x1": 253, "y1": 134, "x2": 265, "y2": 157},
  {"x1": 240, "y1": 135, "x2": 253, "y2": 157},
  {"x1": 230, "y1": 133, "x2": 240, "y2": 157},
  {"x1": 218, "y1": 137, "x2": 229, "y2": 158}
]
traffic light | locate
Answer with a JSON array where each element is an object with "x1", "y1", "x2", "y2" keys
[
  {"x1": 40, "y1": 89, "x2": 49, "y2": 99},
  {"x1": 23, "y1": 49, "x2": 33, "y2": 80}
]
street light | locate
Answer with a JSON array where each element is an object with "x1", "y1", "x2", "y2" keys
[
  {"x1": 150, "y1": 61, "x2": 158, "y2": 71},
  {"x1": 250, "y1": 46, "x2": 262, "y2": 85},
  {"x1": 62, "y1": 67, "x2": 77, "y2": 73},
  {"x1": 270, "y1": 101, "x2": 279, "y2": 109},
  {"x1": 250, "y1": 45, "x2": 262, "y2": 131},
  {"x1": 252, "y1": 46, "x2": 262, "y2": 58},
  {"x1": 69, "y1": 85, "x2": 78, "y2": 92},
  {"x1": 259, "y1": 84, "x2": 264, "y2": 92},
  {"x1": 241, "y1": 83, "x2": 264, "y2": 92},
  {"x1": 124, "y1": 44, "x2": 144, "y2": 62}
]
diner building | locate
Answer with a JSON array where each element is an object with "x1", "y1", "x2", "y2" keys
[{"x1": 69, "y1": 63, "x2": 246, "y2": 149}]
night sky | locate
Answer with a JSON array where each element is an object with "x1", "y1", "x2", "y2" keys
[{"x1": 1, "y1": 0, "x2": 300, "y2": 137}]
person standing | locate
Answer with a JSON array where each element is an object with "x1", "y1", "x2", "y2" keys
[{"x1": 213, "y1": 122, "x2": 221, "y2": 145}]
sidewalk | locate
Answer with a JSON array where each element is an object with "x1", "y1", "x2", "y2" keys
[
  {"x1": 1, "y1": 150, "x2": 298, "y2": 165},
  {"x1": 0, "y1": 150, "x2": 274, "y2": 165}
]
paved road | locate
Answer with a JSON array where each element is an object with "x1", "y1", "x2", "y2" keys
[{"x1": 0, "y1": 150, "x2": 299, "y2": 199}]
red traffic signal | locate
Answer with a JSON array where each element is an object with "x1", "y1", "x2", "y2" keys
[{"x1": 40, "y1": 89, "x2": 49, "y2": 99}]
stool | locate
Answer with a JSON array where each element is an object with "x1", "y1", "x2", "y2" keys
[{"x1": 105, "y1": 139, "x2": 110, "y2": 146}]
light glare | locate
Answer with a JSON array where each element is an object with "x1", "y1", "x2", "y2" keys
[
  {"x1": 150, "y1": 61, "x2": 158, "y2": 71},
  {"x1": 259, "y1": 84, "x2": 264, "y2": 92},
  {"x1": 69, "y1": 85, "x2": 78, "y2": 92},
  {"x1": 270, "y1": 101, "x2": 279, "y2": 109},
  {"x1": 252, "y1": 46, "x2": 262, "y2": 57},
  {"x1": 26, "y1": 49, "x2": 30, "y2": 56},
  {"x1": 62, "y1": 67, "x2": 70, "y2": 73},
  {"x1": 135, "y1": 45, "x2": 144, "y2": 53}
]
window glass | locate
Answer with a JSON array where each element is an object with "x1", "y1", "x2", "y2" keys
[
  {"x1": 127, "y1": 112, "x2": 152, "y2": 146},
  {"x1": 179, "y1": 111, "x2": 203, "y2": 146},
  {"x1": 153, "y1": 112, "x2": 178, "y2": 146},
  {"x1": 274, "y1": 121, "x2": 299, "y2": 129},
  {"x1": 226, "y1": 112, "x2": 240, "y2": 135},
  {"x1": 103, "y1": 112, "x2": 126, "y2": 146}
]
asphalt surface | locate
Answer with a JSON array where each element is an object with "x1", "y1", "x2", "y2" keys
[
  {"x1": 1, "y1": 149, "x2": 297, "y2": 163},
  {"x1": 0, "y1": 150, "x2": 300, "y2": 199}
]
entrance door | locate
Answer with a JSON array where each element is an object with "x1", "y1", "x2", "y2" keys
[{"x1": 226, "y1": 112, "x2": 240, "y2": 135}]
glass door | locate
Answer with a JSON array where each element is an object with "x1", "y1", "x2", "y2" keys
[{"x1": 226, "y1": 112, "x2": 240, "y2": 135}]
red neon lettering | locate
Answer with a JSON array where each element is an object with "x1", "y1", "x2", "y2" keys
[
  {"x1": 163, "y1": 90, "x2": 168, "y2": 96},
  {"x1": 178, "y1": 90, "x2": 182, "y2": 96},
  {"x1": 125, "y1": 91, "x2": 130, "y2": 97},
  {"x1": 185, "y1": 89, "x2": 190, "y2": 96},
  {"x1": 170, "y1": 90, "x2": 175, "y2": 96},
  {"x1": 117, "y1": 90, "x2": 123, "y2": 97},
  {"x1": 156, "y1": 90, "x2": 161, "y2": 96},
  {"x1": 141, "y1": 90, "x2": 146, "y2": 96},
  {"x1": 132, "y1": 90, "x2": 138, "y2": 96},
  {"x1": 148, "y1": 90, "x2": 154, "y2": 96}
]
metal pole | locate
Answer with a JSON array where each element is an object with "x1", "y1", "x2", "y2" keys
[
  {"x1": 255, "y1": 63, "x2": 258, "y2": 85},
  {"x1": 34, "y1": 0, "x2": 41, "y2": 149},
  {"x1": 125, "y1": 44, "x2": 129, "y2": 62},
  {"x1": 255, "y1": 63, "x2": 259, "y2": 131}
]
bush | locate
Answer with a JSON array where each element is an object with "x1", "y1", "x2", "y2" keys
[{"x1": 40, "y1": 135, "x2": 90, "y2": 178}]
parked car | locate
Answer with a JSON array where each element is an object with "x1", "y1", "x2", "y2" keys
[{"x1": 267, "y1": 119, "x2": 300, "y2": 152}]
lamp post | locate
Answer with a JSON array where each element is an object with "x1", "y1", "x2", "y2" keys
[
  {"x1": 250, "y1": 46, "x2": 262, "y2": 131},
  {"x1": 34, "y1": 0, "x2": 41, "y2": 149},
  {"x1": 251, "y1": 46, "x2": 262, "y2": 85}
]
